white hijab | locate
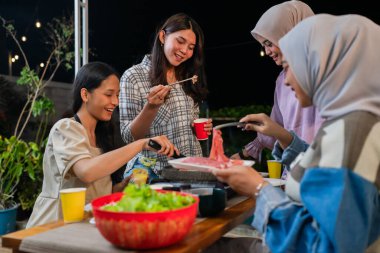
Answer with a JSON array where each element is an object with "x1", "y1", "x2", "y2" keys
[
  {"x1": 251, "y1": 0, "x2": 314, "y2": 46},
  {"x1": 279, "y1": 14, "x2": 380, "y2": 119}
]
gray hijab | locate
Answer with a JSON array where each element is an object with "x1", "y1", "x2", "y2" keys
[
  {"x1": 279, "y1": 14, "x2": 380, "y2": 119},
  {"x1": 251, "y1": 0, "x2": 314, "y2": 46}
]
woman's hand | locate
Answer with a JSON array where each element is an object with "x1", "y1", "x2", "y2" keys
[
  {"x1": 144, "y1": 135, "x2": 180, "y2": 157},
  {"x1": 212, "y1": 166, "x2": 266, "y2": 197},
  {"x1": 239, "y1": 113, "x2": 293, "y2": 149},
  {"x1": 146, "y1": 85, "x2": 171, "y2": 107},
  {"x1": 204, "y1": 119, "x2": 213, "y2": 136}
]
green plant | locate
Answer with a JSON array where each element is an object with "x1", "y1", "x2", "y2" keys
[
  {"x1": 0, "y1": 15, "x2": 74, "y2": 212},
  {"x1": 0, "y1": 135, "x2": 43, "y2": 210}
]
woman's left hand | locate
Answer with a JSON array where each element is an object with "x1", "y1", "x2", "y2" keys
[{"x1": 204, "y1": 119, "x2": 213, "y2": 136}]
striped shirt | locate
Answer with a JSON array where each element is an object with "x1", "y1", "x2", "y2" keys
[{"x1": 119, "y1": 55, "x2": 202, "y2": 174}]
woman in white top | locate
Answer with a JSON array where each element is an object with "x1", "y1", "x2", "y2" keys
[{"x1": 27, "y1": 62, "x2": 179, "y2": 228}]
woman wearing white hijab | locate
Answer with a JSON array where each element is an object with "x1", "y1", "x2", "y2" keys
[{"x1": 212, "y1": 14, "x2": 380, "y2": 253}]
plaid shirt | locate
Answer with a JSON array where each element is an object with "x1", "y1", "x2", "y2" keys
[{"x1": 119, "y1": 55, "x2": 202, "y2": 173}]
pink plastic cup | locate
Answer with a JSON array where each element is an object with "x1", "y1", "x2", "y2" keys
[{"x1": 193, "y1": 118, "x2": 209, "y2": 140}]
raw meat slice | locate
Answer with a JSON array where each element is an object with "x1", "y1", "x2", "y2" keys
[
  {"x1": 181, "y1": 157, "x2": 243, "y2": 169},
  {"x1": 209, "y1": 129, "x2": 230, "y2": 162},
  {"x1": 181, "y1": 157, "x2": 228, "y2": 169}
]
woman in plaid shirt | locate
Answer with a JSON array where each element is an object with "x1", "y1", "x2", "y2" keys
[{"x1": 119, "y1": 13, "x2": 212, "y2": 180}]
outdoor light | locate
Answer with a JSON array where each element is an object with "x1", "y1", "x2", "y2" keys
[
  {"x1": 11, "y1": 58, "x2": 15, "y2": 63},
  {"x1": 40, "y1": 62, "x2": 45, "y2": 68},
  {"x1": 260, "y1": 50, "x2": 265, "y2": 57},
  {"x1": 21, "y1": 36, "x2": 27, "y2": 42},
  {"x1": 35, "y1": 21, "x2": 41, "y2": 28},
  {"x1": 14, "y1": 54, "x2": 19, "y2": 60}
]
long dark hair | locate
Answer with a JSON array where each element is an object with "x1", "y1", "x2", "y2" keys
[
  {"x1": 72, "y1": 62, "x2": 120, "y2": 153},
  {"x1": 150, "y1": 13, "x2": 208, "y2": 104}
]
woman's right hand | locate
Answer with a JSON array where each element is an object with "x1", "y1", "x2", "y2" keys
[
  {"x1": 144, "y1": 135, "x2": 180, "y2": 157},
  {"x1": 239, "y1": 113, "x2": 283, "y2": 137},
  {"x1": 239, "y1": 113, "x2": 293, "y2": 149},
  {"x1": 146, "y1": 85, "x2": 171, "y2": 107}
]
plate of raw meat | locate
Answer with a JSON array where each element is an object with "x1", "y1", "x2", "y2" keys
[
  {"x1": 169, "y1": 127, "x2": 254, "y2": 172},
  {"x1": 168, "y1": 157, "x2": 255, "y2": 172}
]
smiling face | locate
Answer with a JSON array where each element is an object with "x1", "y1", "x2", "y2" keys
[
  {"x1": 159, "y1": 29, "x2": 196, "y2": 67},
  {"x1": 282, "y1": 60, "x2": 312, "y2": 107},
  {"x1": 262, "y1": 40, "x2": 283, "y2": 66},
  {"x1": 83, "y1": 74, "x2": 120, "y2": 121}
]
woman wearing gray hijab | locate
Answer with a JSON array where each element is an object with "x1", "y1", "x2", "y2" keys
[{"x1": 212, "y1": 14, "x2": 380, "y2": 253}]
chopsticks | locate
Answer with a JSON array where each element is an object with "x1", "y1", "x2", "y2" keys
[{"x1": 168, "y1": 75, "x2": 198, "y2": 87}]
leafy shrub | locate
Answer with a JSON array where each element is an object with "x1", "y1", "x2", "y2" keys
[{"x1": 0, "y1": 135, "x2": 43, "y2": 210}]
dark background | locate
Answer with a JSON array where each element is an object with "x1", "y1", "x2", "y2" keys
[{"x1": 1, "y1": 0, "x2": 379, "y2": 110}]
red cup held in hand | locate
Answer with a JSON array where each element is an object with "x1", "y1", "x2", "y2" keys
[{"x1": 193, "y1": 118, "x2": 209, "y2": 140}]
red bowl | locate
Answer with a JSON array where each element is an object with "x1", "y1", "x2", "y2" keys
[{"x1": 91, "y1": 190, "x2": 199, "y2": 249}]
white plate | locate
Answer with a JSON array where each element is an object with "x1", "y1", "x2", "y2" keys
[
  {"x1": 168, "y1": 157, "x2": 255, "y2": 173},
  {"x1": 264, "y1": 178, "x2": 286, "y2": 187}
]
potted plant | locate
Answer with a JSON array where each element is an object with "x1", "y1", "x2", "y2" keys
[
  {"x1": 0, "y1": 136, "x2": 43, "y2": 235},
  {"x1": 0, "y1": 15, "x2": 74, "y2": 234}
]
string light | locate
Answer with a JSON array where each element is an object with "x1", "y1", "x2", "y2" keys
[
  {"x1": 35, "y1": 20, "x2": 41, "y2": 28},
  {"x1": 14, "y1": 54, "x2": 19, "y2": 60},
  {"x1": 21, "y1": 36, "x2": 27, "y2": 42},
  {"x1": 40, "y1": 62, "x2": 45, "y2": 68},
  {"x1": 260, "y1": 49, "x2": 265, "y2": 57},
  {"x1": 11, "y1": 58, "x2": 16, "y2": 63}
]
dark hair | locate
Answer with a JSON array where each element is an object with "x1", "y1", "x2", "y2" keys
[
  {"x1": 150, "y1": 13, "x2": 208, "y2": 104},
  {"x1": 72, "y1": 61, "x2": 120, "y2": 153}
]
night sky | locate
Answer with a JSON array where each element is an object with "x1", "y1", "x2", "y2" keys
[{"x1": 0, "y1": 0, "x2": 378, "y2": 110}]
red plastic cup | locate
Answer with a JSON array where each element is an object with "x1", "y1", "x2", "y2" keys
[{"x1": 194, "y1": 118, "x2": 209, "y2": 140}]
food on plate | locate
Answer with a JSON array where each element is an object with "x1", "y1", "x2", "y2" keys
[
  {"x1": 181, "y1": 157, "x2": 243, "y2": 169},
  {"x1": 172, "y1": 127, "x2": 248, "y2": 171},
  {"x1": 190, "y1": 128, "x2": 243, "y2": 169},
  {"x1": 101, "y1": 184, "x2": 195, "y2": 212},
  {"x1": 209, "y1": 129, "x2": 230, "y2": 162}
]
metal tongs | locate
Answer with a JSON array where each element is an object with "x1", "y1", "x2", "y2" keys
[{"x1": 213, "y1": 121, "x2": 262, "y2": 130}]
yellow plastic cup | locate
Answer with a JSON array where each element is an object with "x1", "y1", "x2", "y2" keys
[
  {"x1": 60, "y1": 188, "x2": 86, "y2": 223},
  {"x1": 267, "y1": 160, "x2": 282, "y2": 179}
]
